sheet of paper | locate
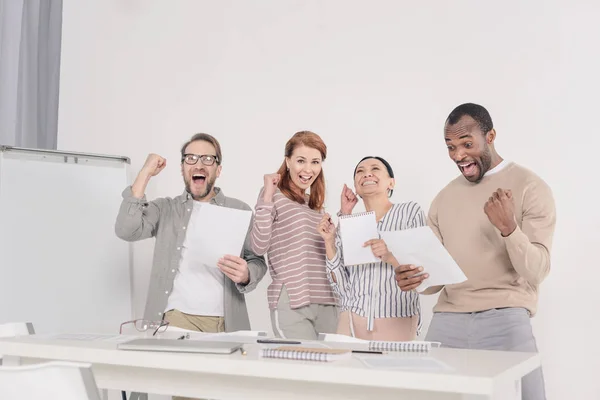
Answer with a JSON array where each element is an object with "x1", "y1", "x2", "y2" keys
[
  {"x1": 380, "y1": 226, "x2": 467, "y2": 292},
  {"x1": 186, "y1": 203, "x2": 252, "y2": 268},
  {"x1": 338, "y1": 211, "x2": 380, "y2": 265}
]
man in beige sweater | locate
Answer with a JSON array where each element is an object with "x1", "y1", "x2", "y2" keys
[{"x1": 395, "y1": 103, "x2": 555, "y2": 400}]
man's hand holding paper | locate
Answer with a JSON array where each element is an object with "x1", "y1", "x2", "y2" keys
[
  {"x1": 218, "y1": 255, "x2": 250, "y2": 284},
  {"x1": 380, "y1": 226, "x2": 467, "y2": 292},
  {"x1": 395, "y1": 264, "x2": 429, "y2": 291}
]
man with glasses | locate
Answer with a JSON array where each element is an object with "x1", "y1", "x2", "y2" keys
[{"x1": 115, "y1": 133, "x2": 267, "y2": 345}]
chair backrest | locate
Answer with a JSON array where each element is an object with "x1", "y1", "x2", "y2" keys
[
  {"x1": 0, "y1": 361, "x2": 101, "y2": 400},
  {"x1": 0, "y1": 322, "x2": 35, "y2": 362},
  {"x1": 0, "y1": 322, "x2": 34, "y2": 338}
]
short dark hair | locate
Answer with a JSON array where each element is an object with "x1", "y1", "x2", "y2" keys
[
  {"x1": 180, "y1": 133, "x2": 222, "y2": 164},
  {"x1": 446, "y1": 103, "x2": 493, "y2": 134},
  {"x1": 354, "y1": 156, "x2": 395, "y2": 197}
]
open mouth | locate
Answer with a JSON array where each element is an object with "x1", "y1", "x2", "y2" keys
[
  {"x1": 192, "y1": 173, "x2": 206, "y2": 184},
  {"x1": 458, "y1": 161, "x2": 478, "y2": 176},
  {"x1": 361, "y1": 180, "x2": 377, "y2": 187},
  {"x1": 299, "y1": 175, "x2": 312, "y2": 185}
]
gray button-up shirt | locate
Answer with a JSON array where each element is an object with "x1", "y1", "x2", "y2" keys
[{"x1": 115, "y1": 186, "x2": 267, "y2": 332}]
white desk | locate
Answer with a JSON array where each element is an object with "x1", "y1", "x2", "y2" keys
[{"x1": 0, "y1": 335, "x2": 539, "y2": 400}]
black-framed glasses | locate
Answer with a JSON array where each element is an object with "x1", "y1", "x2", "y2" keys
[
  {"x1": 119, "y1": 319, "x2": 169, "y2": 336},
  {"x1": 182, "y1": 153, "x2": 219, "y2": 166}
]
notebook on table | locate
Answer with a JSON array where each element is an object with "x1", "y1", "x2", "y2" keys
[
  {"x1": 338, "y1": 211, "x2": 380, "y2": 265},
  {"x1": 368, "y1": 340, "x2": 441, "y2": 352},
  {"x1": 117, "y1": 338, "x2": 243, "y2": 354},
  {"x1": 259, "y1": 346, "x2": 352, "y2": 362}
]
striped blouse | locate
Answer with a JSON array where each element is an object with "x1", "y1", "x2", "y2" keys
[
  {"x1": 250, "y1": 188, "x2": 337, "y2": 310},
  {"x1": 326, "y1": 201, "x2": 425, "y2": 331}
]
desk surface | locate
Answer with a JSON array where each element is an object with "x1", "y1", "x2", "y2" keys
[{"x1": 0, "y1": 335, "x2": 540, "y2": 396}]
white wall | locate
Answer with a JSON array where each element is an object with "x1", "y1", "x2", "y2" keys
[{"x1": 57, "y1": 1, "x2": 599, "y2": 399}]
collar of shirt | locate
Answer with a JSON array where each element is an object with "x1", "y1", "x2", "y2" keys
[
  {"x1": 484, "y1": 159, "x2": 510, "y2": 177},
  {"x1": 179, "y1": 187, "x2": 226, "y2": 206}
]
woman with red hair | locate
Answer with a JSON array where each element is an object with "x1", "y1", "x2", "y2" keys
[{"x1": 250, "y1": 131, "x2": 338, "y2": 339}]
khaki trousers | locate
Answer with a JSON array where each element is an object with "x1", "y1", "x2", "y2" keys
[{"x1": 163, "y1": 309, "x2": 225, "y2": 400}]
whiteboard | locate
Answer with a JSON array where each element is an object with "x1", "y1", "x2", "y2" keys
[{"x1": 0, "y1": 146, "x2": 132, "y2": 335}]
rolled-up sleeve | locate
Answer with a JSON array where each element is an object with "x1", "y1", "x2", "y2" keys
[
  {"x1": 326, "y1": 234, "x2": 344, "y2": 272},
  {"x1": 115, "y1": 186, "x2": 163, "y2": 242}
]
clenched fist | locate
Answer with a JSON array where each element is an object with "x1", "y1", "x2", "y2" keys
[
  {"x1": 262, "y1": 173, "x2": 281, "y2": 202},
  {"x1": 484, "y1": 188, "x2": 517, "y2": 236},
  {"x1": 141, "y1": 154, "x2": 167, "y2": 177},
  {"x1": 340, "y1": 184, "x2": 358, "y2": 215}
]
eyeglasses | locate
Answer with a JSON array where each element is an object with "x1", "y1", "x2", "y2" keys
[
  {"x1": 119, "y1": 319, "x2": 169, "y2": 336},
  {"x1": 182, "y1": 153, "x2": 219, "y2": 166}
]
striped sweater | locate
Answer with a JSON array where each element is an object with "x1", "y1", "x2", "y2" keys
[{"x1": 250, "y1": 188, "x2": 337, "y2": 310}]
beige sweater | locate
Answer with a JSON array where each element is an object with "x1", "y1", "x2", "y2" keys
[{"x1": 428, "y1": 161, "x2": 556, "y2": 316}]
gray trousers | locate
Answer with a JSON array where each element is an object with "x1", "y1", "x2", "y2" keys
[
  {"x1": 270, "y1": 285, "x2": 338, "y2": 340},
  {"x1": 425, "y1": 308, "x2": 545, "y2": 400}
]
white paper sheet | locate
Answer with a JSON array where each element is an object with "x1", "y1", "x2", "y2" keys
[
  {"x1": 380, "y1": 226, "x2": 467, "y2": 292},
  {"x1": 338, "y1": 211, "x2": 380, "y2": 265},
  {"x1": 185, "y1": 203, "x2": 252, "y2": 268}
]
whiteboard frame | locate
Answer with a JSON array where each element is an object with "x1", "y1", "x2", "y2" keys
[{"x1": 0, "y1": 145, "x2": 130, "y2": 164}]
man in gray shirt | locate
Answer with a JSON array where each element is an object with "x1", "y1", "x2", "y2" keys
[{"x1": 115, "y1": 133, "x2": 267, "y2": 337}]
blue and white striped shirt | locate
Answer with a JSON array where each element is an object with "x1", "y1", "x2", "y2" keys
[{"x1": 326, "y1": 202, "x2": 426, "y2": 331}]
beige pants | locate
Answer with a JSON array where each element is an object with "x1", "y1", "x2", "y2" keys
[
  {"x1": 164, "y1": 309, "x2": 225, "y2": 333},
  {"x1": 337, "y1": 310, "x2": 418, "y2": 341},
  {"x1": 163, "y1": 309, "x2": 225, "y2": 400}
]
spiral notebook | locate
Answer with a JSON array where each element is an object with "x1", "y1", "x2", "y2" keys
[
  {"x1": 368, "y1": 340, "x2": 441, "y2": 352},
  {"x1": 259, "y1": 346, "x2": 352, "y2": 362},
  {"x1": 338, "y1": 211, "x2": 380, "y2": 265}
]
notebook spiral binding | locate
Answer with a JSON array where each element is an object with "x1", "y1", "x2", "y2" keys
[
  {"x1": 368, "y1": 341, "x2": 440, "y2": 352},
  {"x1": 339, "y1": 211, "x2": 375, "y2": 219},
  {"x1": 261, "y1": 348, "x2": 334, "y2": 362}
]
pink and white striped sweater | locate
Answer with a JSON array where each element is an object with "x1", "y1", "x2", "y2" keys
[{"x1": 250, "y1": 188, "x2": 337, "y2": 310}]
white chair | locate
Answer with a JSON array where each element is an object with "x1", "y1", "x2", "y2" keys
[
  {"x1": 0, "y1": 361, "x2": 102, "y2": 400},
  {"x1": 0, "y1": 322, "x2": 34, "y2": 338},
  {"x1": 0, "y1": 322, "x2": 35, "y2": 365}
]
